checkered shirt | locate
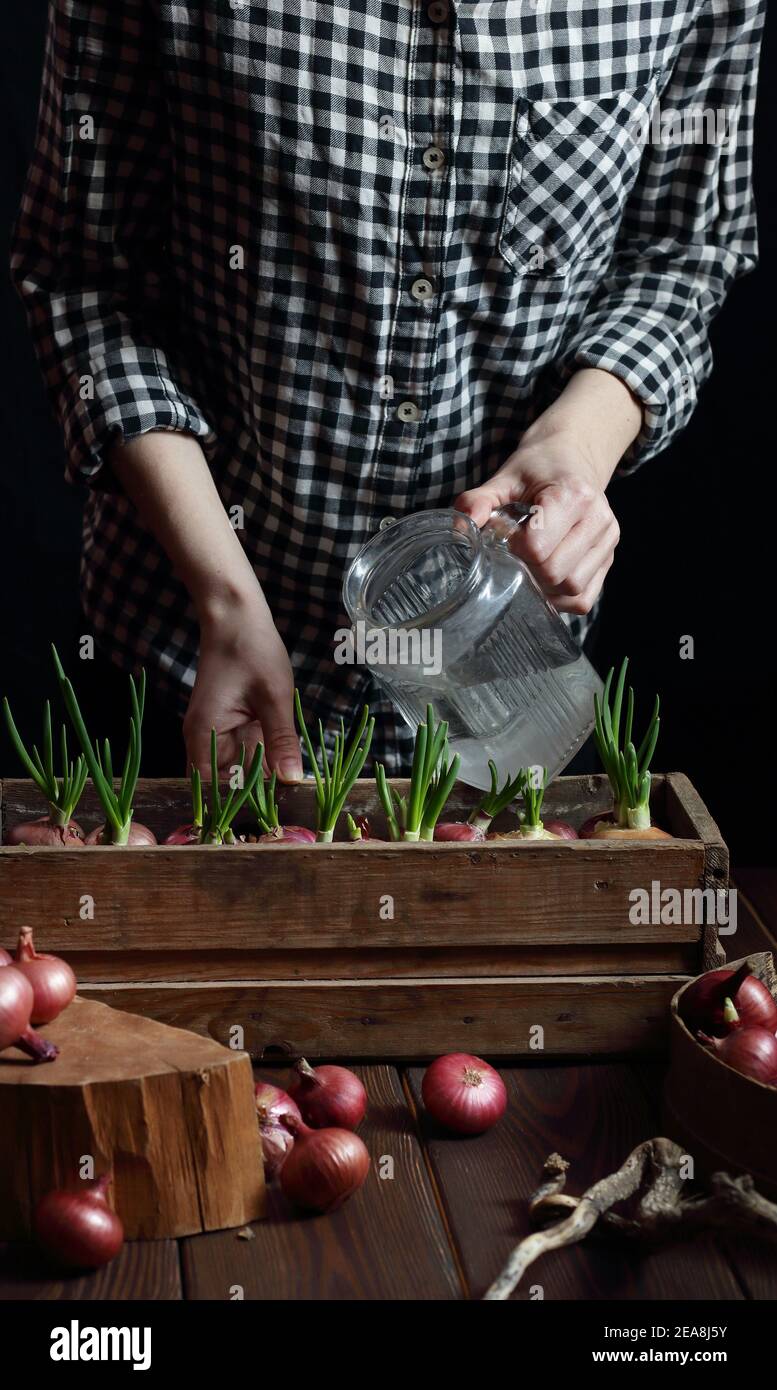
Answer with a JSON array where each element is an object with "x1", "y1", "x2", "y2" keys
[{"x1": 10, "y1": 0, "x2": 761, "y2": 769}]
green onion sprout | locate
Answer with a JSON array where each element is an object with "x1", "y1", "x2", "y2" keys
[
  {"x1": 295, "y1": 691, "x2": 374, "y2": 842},
  {"x1": 52, "y1": 644, "x2": 146, "y2": 845},
  {"x1": 2, "y1": 697, "x2": 88, "y2": 828},
  {"x1": 593, "y1": 657, "x2": 660, "y2": 831}
]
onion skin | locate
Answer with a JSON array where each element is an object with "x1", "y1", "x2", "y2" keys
[
  {"x1": 34, "y1": 1175, "x2": 124, "y2": 1270},
  {"x1": 13, "y1": 926, "x2": 76, "y2": 1025},
  {"x1": 578, "y1": 810, "x2": 671, "y2": 841},
  {"x1": 699, "y1": 1026, "x2": 777, "y2": 1086},
  {"x1": 288, "y1": 1059, "x2": 367, "y2": 1131},
  {"x1": 0, "y1": 966, "x2": 59, "y2": 1062},
  {"x1": 164, "y1": 823, "x2": 202, "y2": 845},
  {"x1": 0, "y1": 948, "x2": 12, "y2": 967},
  {"x1": 578, "y1": 811, "x2": 615, "y2": 839},
  {"x1": 257, "y1": 825, "x2": 317, "y2": 844},
  {"x1": 255, "y1": 1081, "x2": 302, "y2": 1180},
  {"x1": 679, "y1": 963, "x2": 774, "y2": 1037},
  {"x1": 421, "y1": 1053, "x2": 507, "y2": 1135},
  {"x1": 434, "y1": 823, "x2": 486, "y2": 843},
  {"x1": 591, "y1": 824, "x2": 672, "y2": 841},
  {"x1": 6, "y1": 817, "x2": 84, "y2": 847},
  {"x1": 542, "y1": 819, "x2": 578, "y2": 840},
  {"x1": 84, "y1": 821, "x2": 157, "y2": 846},
  {"x1": 280, "y1": 1124, "x2": 371, "y2": 1212}
]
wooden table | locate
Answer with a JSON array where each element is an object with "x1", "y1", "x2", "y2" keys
[{"x1": 2, "y1": 870, "x2": 775, "y2": 1302}]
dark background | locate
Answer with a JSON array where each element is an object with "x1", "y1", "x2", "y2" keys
[{"x1": 1, "y1": 4, "x2": 774, "y2": 862}]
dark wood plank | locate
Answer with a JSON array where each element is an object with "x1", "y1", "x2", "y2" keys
[
  {"x1": 80, "y1": 973, "x2": 684, "y2": 1060},
  {"x1": 0, "y1": 1239, "x2": 181, "y2": 1301},
  {"x1": 637, "y1": 1060, "x2": 777, "y2": 1302},
  {"x1": 734, "y1": 869, "x2": 777, "y2": 949},
  {"x1": 407, "y1": 1062, "x2": 744, "y2": 1300},
  {"x1": 181, "y1": 1065, "x2": 462, "y2": 1300}
]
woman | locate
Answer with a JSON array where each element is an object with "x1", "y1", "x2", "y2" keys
[{"x1": 11, "y1": 0, "x2": 762, "y2": 780}]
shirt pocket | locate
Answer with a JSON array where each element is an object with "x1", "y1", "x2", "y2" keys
[{"x1": 498, "y1": 78, "x2": 659, "y2": 278}]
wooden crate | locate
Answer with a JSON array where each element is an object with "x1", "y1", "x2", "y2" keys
[{"x1": 0, "y1": 773, "x2": 728, "y2": 1059}]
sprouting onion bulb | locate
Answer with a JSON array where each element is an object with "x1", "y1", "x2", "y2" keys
[
  {"x1": 375, "y1": 705, "x2": 459, "y2": 842},
  {"x1": 592, "y1": 657, "x2": 671, "y2": 839},
  {"x1": 2, "y1": 698, "x2": 87, "y2": 845},
  {"x1": 248, "y1": 760, "x2": 315, "y2": 842},
  {"x1": 52, "y1": 645, "x2": 156, "y2": 846},
  {"x1": 165, "y1": 766, "x2": 206, "y2": 844},
  {"x1": 200, "y1": 730, "x2": 265, "y2": 844},
  {"x1": 295, "y1": 691, "x2": 374, "y2": 843},
  {"x1": 435, "y1": 758, "x2": 522, "y2": 841}
]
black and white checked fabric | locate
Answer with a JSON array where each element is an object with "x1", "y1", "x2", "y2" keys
[{"x1": 11, "y1": 1, "x2": 762, "y2": 769}]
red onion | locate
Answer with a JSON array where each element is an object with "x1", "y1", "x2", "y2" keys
[
  {"x1": 699, "y1": 1026, "x2": 777, "y2": 1086},
  {"x1": 280, "y1": 1122, "x2": 370, "y2": 1212},
  {"x1": 85, "y1": 821, "x2": 157, "y2": 845},
  {"x1": 422, "y1": 1052, "x2": 507, "y2": 1135},
  {"x1": 288, "y1": 1059, "x2": 367, "y2": 1130},
  {"x1": 164, "y1": 823, "x2": 202, "y2": 845},
  {"x1": 0, "y1": 966, "x2": 59, "y2": 1062},
  {"x1": 258, "y1": 825, "x2": 317, "y2": 844},
  {"x1": 13, "y1": 926, "x2": 76, "y2": 1025},
  {"x1": 255, "y1": 1080, "x2": 302, "y2": 1180},
  {"x1": 578, "y1": 811, "x2": 615, "y2": 839},
  {"x1": 34, "y1": 1174, "x2": 124, "y2": 1269},
  {"x1": 542, "y1": 819, "x2": 578, "y2": 839},
  {"x1": 434, "y1": 823, "x2": 485, "y2": 842},
  {"x1": 680, "y1": 962, "x2": 777, "y2": 1037},
  {"x1": 0, "y1": 947, "x2": 12, "y2": 966},
  {"x1": 6, "y1": 816, "x2": 84, "y2": 847}
]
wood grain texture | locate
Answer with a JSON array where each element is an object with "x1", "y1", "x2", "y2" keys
[
  {"x1": 0, "y1": 1239, "x2": 182, "y2": 1301},
  {"x1": 407, "y1": 1062, "x2": 744, "y2": 1301},
  {"x1": 0, "y1": 997, "x2": 264, "y2": 1239},
  {"x1": 636, "y1": 1061, "x2": 777, "y2": 1304},
  {"x1": 0, "y1": 838, "x2": 708, "y2": 950},
  {"x1": 181, "y1": 1065, "x2": 462, "y2": 1300},
  {"x1": 62, "y1": 942, "x2": 701, "y2": 982},
  {"x1": 79, "y1": 973, "x2": 685, "y2": 1059}
]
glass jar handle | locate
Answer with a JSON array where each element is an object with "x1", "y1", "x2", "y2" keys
[{"x1": 482, "y1": 501, "x2": 534, "y2": 547}]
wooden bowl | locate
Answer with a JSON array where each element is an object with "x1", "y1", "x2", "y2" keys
[{"x1": 663, "y1": 951, "x2": 777, "y2": 1198}]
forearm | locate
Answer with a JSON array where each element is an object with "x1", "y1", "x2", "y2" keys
[
  {"x1": 521, "y1": 368, "x2": 643, "y2": 487},
  {"x1": 108, "y1": 431, "x2": 266, "y2": 629}
]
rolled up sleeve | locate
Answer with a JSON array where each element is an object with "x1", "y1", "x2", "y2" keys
[
  {"x1": 10, "y1": 0, "x2": 215, "y2": 487},
  {"x1": 556, "y1": 0, "x2": 763, "y2": 471}
]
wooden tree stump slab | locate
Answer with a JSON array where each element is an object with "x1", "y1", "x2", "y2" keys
[{"x1": 0, "y1": 997, "x2": 265, "y2": 1240}]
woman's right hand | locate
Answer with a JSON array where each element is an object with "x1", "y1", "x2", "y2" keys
[{"x1": 183, "y1": 592, "x2": 303, "y2": 781}]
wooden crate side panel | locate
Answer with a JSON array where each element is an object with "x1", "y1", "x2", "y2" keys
[
  {"x1": 79, "y1": 976, "x2": 683, "y2": 1059},
  {"x1": 0, "y1": 840, "x2": 708, "y2": 950}
]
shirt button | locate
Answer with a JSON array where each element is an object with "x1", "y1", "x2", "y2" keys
[
  {"x1": 410, "y1": 277, "x2": 435, "y2": 302},
  {"x1": 427, "y1": 0, "x2": 448, "y2": 21},
  {"x1": 379, "y1": 515, "x2": 397, "y2": 530},
  {"x1": 422, "y1": 146, "x2": 446, "y2": 171},
  {"x1": 397, "y1": 401, "x2": 421, "y2": 423}
]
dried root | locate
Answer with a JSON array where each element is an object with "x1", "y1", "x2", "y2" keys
[{"x1": 484, "y1": 1138, "x2": 777, "y2": 1301}]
